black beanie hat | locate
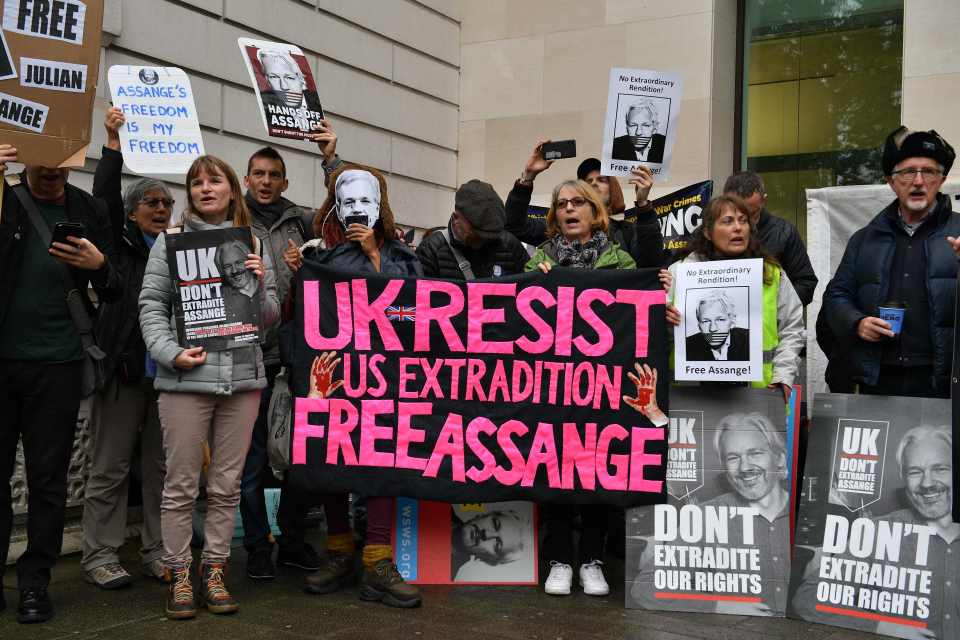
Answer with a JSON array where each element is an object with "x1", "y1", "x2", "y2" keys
[
  {"x1": 882, "y1": 126, "x2": 955, "y2": 176},
  {"x1": 576, "y1": 158, "x2": 601, "y2": 180}
]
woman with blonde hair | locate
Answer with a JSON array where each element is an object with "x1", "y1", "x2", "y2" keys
[{"x1": 139, "y1": 155, "x2": 279, "y2": 620}]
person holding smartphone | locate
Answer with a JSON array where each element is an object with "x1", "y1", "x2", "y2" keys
[{"x1": 0, "y1": 144, "x2": 122, "y2": 623}]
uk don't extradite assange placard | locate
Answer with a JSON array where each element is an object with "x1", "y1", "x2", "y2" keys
[
  {"x1": 0, "y1": 0, "x2": 103, "y2": 166},
  {"x1": 287, "y1": 264, "x2": 670, "y2": 507},
  {"x1": 107, "y1": 66, "x2": 204, "y2": 175},
  {"x1": 627, "y1": 388, "x2": 795, "y2": 616},
  {"x1": 601, "y1": 67, "x2": 683, "y2": 180},
  {"x1": 789, "y1": 394, "x2": 959, "y2": 640},
  {"x1": 166, "y1": 228, "x2": 262, "y2": 352}
]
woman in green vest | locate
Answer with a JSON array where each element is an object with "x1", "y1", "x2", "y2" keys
[{"x1": 666, "y1": 195, "x2": 804, "y2": 400}]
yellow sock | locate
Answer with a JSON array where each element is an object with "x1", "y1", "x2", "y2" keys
[
  {"x1": 361, "y1": 544, "x2": 392, "y2": 568},
  {"x1": 326, "y1": 533, "x2": 355, "y2": 556}
]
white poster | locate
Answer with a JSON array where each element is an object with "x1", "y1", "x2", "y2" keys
[
  {"x1": 237, "y1": 37, "x2": 324, "y2": 140},
  {"x1": 108, "y1": 65, "x2": 204, "y2": 175},
  {"x1": 673, "y1": 258, "x2": 764, "y2": 382},
  {"x1": 3, "y1": 0, "x2": 86, "y2": 45},
  {"x1": 601, "y1": 67, "x2": 683, "y2": 180}
]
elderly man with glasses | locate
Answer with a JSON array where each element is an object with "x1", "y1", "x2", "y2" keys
[{"x1": 821, "y1": 126, "x2": 960, "y2": 397}]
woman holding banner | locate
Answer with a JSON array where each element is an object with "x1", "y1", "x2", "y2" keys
[
  {"x1": 139, "y1": 156, "x2": 279, "y2": 620},
  {"x1": 283, "y1": 164, "x2": 424, "y2": 608},
  {"x1": 525, "y1": 179, "x2": 651, "y2": 597},
  {"x1": 666, "y1": 195, "x2": 804, "y2": 398}
]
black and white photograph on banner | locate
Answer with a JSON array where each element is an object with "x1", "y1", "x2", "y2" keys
[
  {"x1": 165, "y1": 227, "x2": 262, "y2": 352},
  {"x1": 789, "y1": 394, "x2": 958, "y2": 640},
  {"x1": 601, "y1": 67, "x2": 683, "y2": 180},
  {"x1": 237, "y1": 37, "x2": 324, "y2": 139},
  {"x1": 626, "y1": 387, "x2": 794, "y2": 617},
  {"x1": 671, "y1": 258, "x2": 764, "y2": 381},
  {"x1": 450, "y1": 502, "x2": 537, "y2": 584}
]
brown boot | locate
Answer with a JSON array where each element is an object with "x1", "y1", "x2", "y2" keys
[
  {"x1": 359, "y1": 559, "x2": 422, "y2": 608},
  {"x1": 165, "y1": 563, "x2": 196, "y2": 620},
  {"x1": 304, "y1": 551, "x2": 356, "y2": 595},
  {"x1": 200, "y1": 562, "x2": 239, "y2": 614}
]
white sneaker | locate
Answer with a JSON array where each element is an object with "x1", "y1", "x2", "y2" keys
[
  {"x1": 579, "y1": 560, "x2": 609, "y2": 596},
  {"x1": 544, "y1": 561, "x2": 573, "y2": 595}
]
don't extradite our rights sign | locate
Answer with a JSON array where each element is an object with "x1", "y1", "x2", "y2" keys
[{"x1": 287, "y1": 264, "x2": 671, "y2": 507}]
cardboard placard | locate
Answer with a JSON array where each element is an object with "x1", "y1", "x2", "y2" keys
[
  {"x1": 0, "y1": 0, "x2": 103, "y2": 167},
  {"x1": 108, "y1": 65, "x2": 204, "y2": 175}
]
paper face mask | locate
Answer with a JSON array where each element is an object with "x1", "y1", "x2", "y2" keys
[{"x1": 335, "y1": 170, "x2": 381, "y2": 229}]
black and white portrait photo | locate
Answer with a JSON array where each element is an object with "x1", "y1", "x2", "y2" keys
[
  {"x1": 450, "y1": 503, "x2": 536, "y2": 584},
  {"x1": 684, "y1": 287, "x2": 750, "y2": 362},
  {"x1": 611, "y1": 96, "x2": 670, "y2": 163}
]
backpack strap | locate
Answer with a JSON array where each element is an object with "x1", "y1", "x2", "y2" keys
[{"x1": 440, "y1": 228, "x2": 475, "y2": 280}]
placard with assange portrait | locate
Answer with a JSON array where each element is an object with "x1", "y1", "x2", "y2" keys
[
  {"x1": 237, "y1": 37, "x2": 324, "y2": 140},
  {"x1": 673, "y1": 258, "x2": 764, "y2": 382},
  {"x1": 601, "y1": 67, "x2": 683, "y2": 181},
  {"x1": 788, "y1": 394, "x2": 958, "y2": 640},
  {"x1": 626, "y1": 387, "x2": 795, "y2": 616}
]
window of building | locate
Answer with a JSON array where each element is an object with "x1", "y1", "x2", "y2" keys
[{"x1": 740, "y1": 0, "x2": 904, "y2": 239}]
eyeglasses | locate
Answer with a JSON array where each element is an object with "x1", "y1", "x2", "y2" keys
[
  {"x1": 140, "y1": 197, "x2": 174, "y2": 209},
  {"x1": 556, "y1": 197, "x2": 587, "y2": 209},
  {"x1": 891, "y1": 167, "x2": 943, "y2": 183}
]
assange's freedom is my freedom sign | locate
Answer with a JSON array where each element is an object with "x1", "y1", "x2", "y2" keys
[{"x1": 287, "y1": 264, "x2": 670, "y2": 507}]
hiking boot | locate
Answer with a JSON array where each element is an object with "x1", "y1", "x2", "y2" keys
[
  {"x1": 17, "y1": 587, "x2": 53, "y2": 623},
  {"x1": 278, "y1": 542, "x2": 321, "y2": 571},
  {"x1": 359, "y1": 559, "x2": 421, "y2": 608},
  {"x1": 142, "y1": 559, "x2": 171, "y2": 583},
  {"x1": 200, "y1": 562, "x2": 239, "y2": 614},
  {"x1": 246, "y1": 546, "x2": 275, "y2": 580},
  {"x1": 304, "y1": 551, "x2": 355, "y2": 595},
  {"x1": 85, "y1": 562, "x2": 132, "y2": 590},
  {"x1": 165, "y1": 564, "x2": 196, "y2": 620}
]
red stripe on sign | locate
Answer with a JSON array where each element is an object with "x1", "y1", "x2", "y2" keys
[
  {"x1": 671, "y1": 444, "x2": 697, "y2": 449},
  {"x1": 654, "y1": 593, "x2": 761, "y2": 603},
  {"x1": 178, "y1": 278, "x2": 220, "y2": 286},
  {"x1": 814, "y1": 604, "x2": 928, "y2": 628},
  {"x1": 840, "y1": 454, "x2": 879, "y2": 460}
]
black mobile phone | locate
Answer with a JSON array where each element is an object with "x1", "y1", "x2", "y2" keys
[
  {"x1": 541, "y1": 139, "x2": 577, "y2": 161},
  {"x1": 344, "y1": 214, "x2": 368, "y2": 227},
  {"x1": 50, "y1": 221, "x2": 85, "y2": 247}
]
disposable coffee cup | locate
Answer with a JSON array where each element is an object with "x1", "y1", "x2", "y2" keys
[{"x1": 877, "y1": 305, "x2": 905, "y2": 337}]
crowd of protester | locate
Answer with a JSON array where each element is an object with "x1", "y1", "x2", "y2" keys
[{"x1": 0, "y1": 106, "x2": 956, "y2": 624}]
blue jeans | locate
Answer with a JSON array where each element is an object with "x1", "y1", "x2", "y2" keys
[{"x1": 239, "y1": 366, "x2": 309, "y2": 552}]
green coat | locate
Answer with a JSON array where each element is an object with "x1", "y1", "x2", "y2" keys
[{"x1": 524, "y1": 239, "x2": 636, "y2": 272}]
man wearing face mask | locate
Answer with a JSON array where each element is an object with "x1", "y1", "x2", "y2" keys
[
  {"x1": 416, "y1": 179, "x2": 529, "y2": 280},
  {"x1": 612, "y1": 100, "x2": 666, "y2": 163},
  {"x1": 822, "y1": 127, "x2": 960, "y2": 397},
  {"x1": 686, "y1": 291, "x2": 750, "y2": 362}
]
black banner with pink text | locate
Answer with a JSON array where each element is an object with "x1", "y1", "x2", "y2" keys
[{"x1": 287, "y1": 263, "x2": 670, "y2": 507}]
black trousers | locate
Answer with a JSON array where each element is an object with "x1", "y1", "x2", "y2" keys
[
  {"x1": 541, "y1": 503, "x2": 609, "y2": 566},
  {"x1": 859, "y1": 365, "x2": 949, "y2": 399},
  {"x1": 0, "y1": 359, "x2": 83, "y2": 588}
]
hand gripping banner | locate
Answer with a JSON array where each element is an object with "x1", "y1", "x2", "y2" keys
[{"x1": 286, "y1": 263, "x2": 670, "y2": 507}]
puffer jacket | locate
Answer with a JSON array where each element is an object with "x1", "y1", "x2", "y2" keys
[
  {"x1": 505, "y1": 180, "x2": 667, "y2": 267},
  {"x1": 525, "y1": 237, "x2": 636, "y2": 272},
  {"x1": 247, "y1": 192, "x2": 314, "y2": 366},
  {"x1": 139, "y1": 215, "x2": 280, "y2": 394},
  {"x1": 757, "y1": 208, "x2": 817, "y2": 305},
  {"x1": 822, "y1": 193, "x2": 960, "y2": 389},
  {"x1": 416, "y1": 218, "x2": 530, "y2": 279},
  {"x1": 304, "y1": 237, "x2": 423, "y2": 277}
]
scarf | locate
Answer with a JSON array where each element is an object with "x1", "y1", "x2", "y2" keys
[
  {"x1": 552, "y1": 230, "x2": 608, "y2": 269},
  {"x1": 244, "y1": 191, "x2": 287, "y2": 228}
]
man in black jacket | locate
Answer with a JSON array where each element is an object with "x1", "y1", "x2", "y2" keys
[
  {"x1": 504, "y1": 140, "x2": 667, "y2": 268},
  {"x1": 0, "y1": 143, "x2": 121, "y2": 623},
  {"x1": 723, "y1": 172, "x2": 818, "y2": 305},
  {"x1": 417, "y1": 179, "x2": 529, "y2": 280}
]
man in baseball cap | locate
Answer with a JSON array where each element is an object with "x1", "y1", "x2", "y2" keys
[
  {"x1": 821, "y1": 125, "x2": 960, "y2": 398},
  {"x1": 416, "y1": 179, "x2": 530, "y2": 280}
]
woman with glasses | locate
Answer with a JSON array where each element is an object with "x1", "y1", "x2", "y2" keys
[
  {"x1": 525, "y1": 179, "x2": 638, "y2": 598},
  {"x1": 80, "y1": 108, "x2": 176, "y2": 591},
  {"x1": 139, "y1": 154, "x2": 279, "y2": 620}
]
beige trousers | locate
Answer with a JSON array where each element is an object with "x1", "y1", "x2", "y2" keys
[{"x1": 157, "y1": 390, "x2": 260, "y2": 566}]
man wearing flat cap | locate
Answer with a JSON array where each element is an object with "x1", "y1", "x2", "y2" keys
[
  {"x1": 822, "y1": 126, "x2": 960, "y2": 398},
  {"x1": 416, "y1": 179, "x2": 530, "y2": 280}
]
